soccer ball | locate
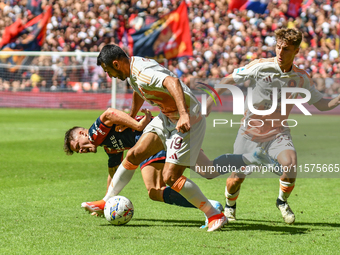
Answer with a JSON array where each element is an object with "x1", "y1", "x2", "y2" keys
[{"x1": 104, "y1": 196, "x2": 134, "y2": 225}]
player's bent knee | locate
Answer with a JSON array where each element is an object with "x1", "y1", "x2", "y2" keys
[
  {"x1": 125, "y1": 147, "x2": 146, "y2": 165},
  {"x1": 163, "y1": 176, "x2": 175, "y2": 187},
  {"x1": 163, "y1": 174, "x2": 173, "y2": 186},
  {"x1": 281, "y1": 158, "x2": 296, "y2": 168},
  {"x1": 162, "y1": 164, "x2": 186, "y2": 187},
  {"x1": 278, "y1": 150, "x2": 297, "y2": 167}
]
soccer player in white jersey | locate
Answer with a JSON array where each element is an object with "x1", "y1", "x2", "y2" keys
[
  {"x1": 207, "y1": 28, "x2": 340, "y2": 224},
  {"x1": 95, "y1": 44, "x2": 229, "y2": 232}
]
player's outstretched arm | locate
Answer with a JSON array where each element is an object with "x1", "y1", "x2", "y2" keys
[
  {"x1": 313, "y1": 95, "x2": 340, "y2": 111},
  {"x1": 163, "y1": 76, "x2": 190, "y2": 133},
  {"x1": 101, "y1": 108, "x2": 152, "y2": 131},
  {"x1": 219, "y1": 74, "x2": 237, "y2": 86}
]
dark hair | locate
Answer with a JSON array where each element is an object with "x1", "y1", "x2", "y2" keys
[
  {"x1": 275, "y1": 28, "x2": 303, "y2": 48},
  {"x1": 97, "y1": 44, "x2": 129, "y2": 68},
  {"x1": 64, "y1": 126, "x2": 83, "y2": 155}
]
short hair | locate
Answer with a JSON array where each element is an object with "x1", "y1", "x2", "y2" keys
[
  {"x1": 64, "y1": 126, "x2": 83, "y2": 155},
  {"x1": 97, "y1": 44, "x2": 129, "y2": 68},
  {"x1": 275, "y1": 28, "x2": 303, "y2": 48}
]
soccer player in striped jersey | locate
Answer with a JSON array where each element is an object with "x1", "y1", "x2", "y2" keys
[
  {"x1": 207, "y1": 28, "x2": 340, "y2": 224},
  {"x1": 64, "y1": 108, "x2": 223, "y2": 228}
]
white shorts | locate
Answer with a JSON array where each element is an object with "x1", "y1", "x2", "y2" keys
[
  {"x1": 234, "y1": 129, "x2": 296, "y2": 160},
  {"x1": 143, "y1": 112, "x2": 206, "y2": 167}
]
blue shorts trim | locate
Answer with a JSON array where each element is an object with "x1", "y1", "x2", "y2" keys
[{"x1": 140, "y1": 150, "x2": 166, "y2": 169}]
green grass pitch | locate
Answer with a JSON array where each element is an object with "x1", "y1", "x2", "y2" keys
[{"x1": 0, "y1": 108, "x2": 339, "y2": 254}]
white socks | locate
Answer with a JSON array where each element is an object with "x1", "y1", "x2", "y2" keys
[
  {"x1": 103, "y1": 164, "x2": 136, "y2": 202},
  {"x1": 178, "y1": 178, "x2": 219, "y2": 218},
  {"x1": 278, "y1": 180, "x2": 295, "y2": 202},
  {"x1": 225, "y1": 186, "x2": 240, "y2": 207}
]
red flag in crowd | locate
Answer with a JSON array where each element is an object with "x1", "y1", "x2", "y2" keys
[
  {"x1": 0, "y1": 5, "x2": 52, "y2": 50},
  {"x1": 127, "y1": 1, "x2": 193, "y2": 60},
  {"x1": 0, "y1": 19, "x2": 25, "y2": 48},
  {"x1": 0, "y1": 5, "x2": 52, "y2": 71},
  {"x1": 228, "y1": 0, "x2": 247, "y2": 10}
]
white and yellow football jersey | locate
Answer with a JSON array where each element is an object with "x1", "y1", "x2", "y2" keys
[
  {"x1": 128, "y1": 56, "x2": 201, "y2": 123},
  {"x1": 232, "y1": 57, "x2": 323, "y2": 142}
]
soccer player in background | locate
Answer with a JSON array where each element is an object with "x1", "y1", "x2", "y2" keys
[{"x1": 207, "y1": 28, "x2": 340, "y2": 224}]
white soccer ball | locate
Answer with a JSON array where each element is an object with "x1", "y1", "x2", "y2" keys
[{"x1": 104, "y1": 196, "x2": 134, "y2": 225}]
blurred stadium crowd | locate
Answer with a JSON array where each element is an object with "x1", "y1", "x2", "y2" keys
[{"x1": 0, "y1": 0, "x2": 340, "y2": 96}]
